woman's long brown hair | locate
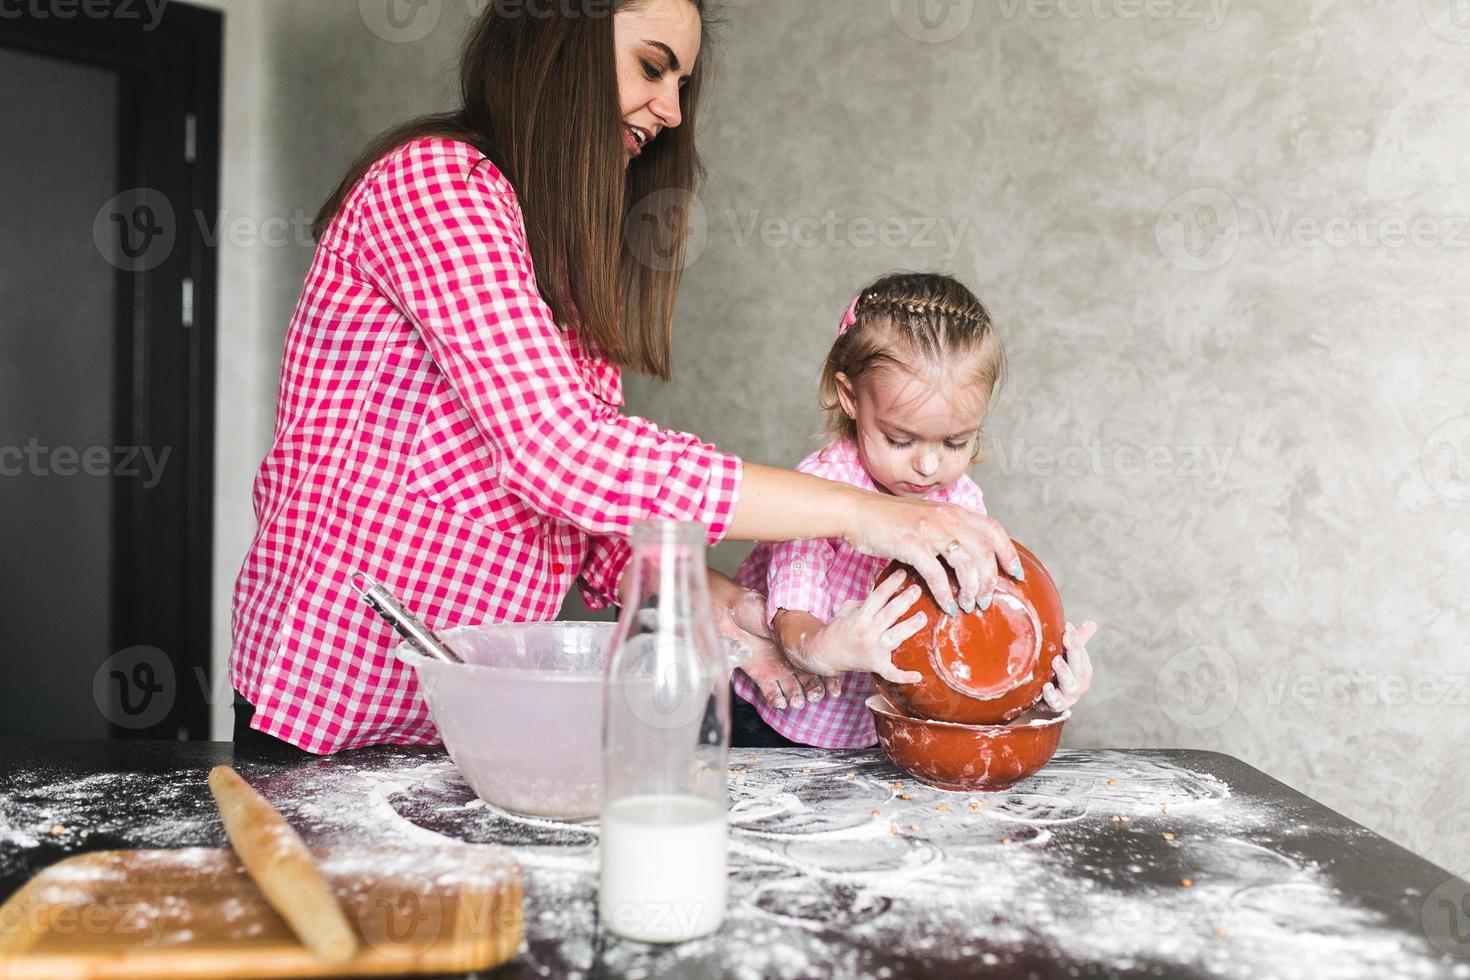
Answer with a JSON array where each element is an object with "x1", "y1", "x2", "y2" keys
[{"x1": 314, "y1": 0, "x2": 712, "y2": 378}]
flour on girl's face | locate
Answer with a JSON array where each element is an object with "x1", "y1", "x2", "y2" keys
[{"x1": 838, "y1": 357, "x2": 992, "y2": 499}]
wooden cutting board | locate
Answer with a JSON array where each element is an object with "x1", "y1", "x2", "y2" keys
[{"x1": 0, "y1": 844, "x2": 521, "y2": 979}]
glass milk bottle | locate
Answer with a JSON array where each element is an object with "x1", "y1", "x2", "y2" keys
[{"x1": 600, "y1": 520, "x2": 731, "y2": 943}]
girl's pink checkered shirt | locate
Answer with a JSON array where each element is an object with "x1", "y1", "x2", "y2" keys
[{"x1": 734, "y1": 438, "x2": 985, "y2": 748}]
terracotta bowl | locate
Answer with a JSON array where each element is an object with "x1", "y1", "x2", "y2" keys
[
  {"x1": 867, "y1": 693, "x2": 1068, "y2": 792},
  {"x1": 874, "y1": 540, "x2": 1065, "y2": 725}
]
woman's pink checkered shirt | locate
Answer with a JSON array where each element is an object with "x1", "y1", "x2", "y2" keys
[
  {"x1": 231, "y1": 139, "x2": 742, "y2": 753},
  {"x1": 734, "y1": 438, "x2": 985, "y2": 748}
]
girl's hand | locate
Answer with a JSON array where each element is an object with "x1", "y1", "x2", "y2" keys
[
  {"x1": 1041, "y1": 621, "x2": 1098, "y2": 712},
  {"x1": 844, "y1": 495, "x2": 1022, "y2": 620},
  {"x1": 781, "y1": 570, "x2": 929, "y2": 685}
]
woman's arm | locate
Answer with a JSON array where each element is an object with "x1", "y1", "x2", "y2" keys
[
  {"x1": 729, "y1": 463, "x2": 1023, "y2": 619},
  {"x1": 359, "y1": 143, "x2": 1019, "y2": 615},
  {"x1": 356, "y1": 141, "x2": 740, "y2": 543}
]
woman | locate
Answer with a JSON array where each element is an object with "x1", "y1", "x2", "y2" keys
[{"x1": 230, "y1": 0, "x2": 1021, "y2": 754}]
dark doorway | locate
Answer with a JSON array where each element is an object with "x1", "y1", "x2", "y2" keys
[{"x1": 0, "y1": 1, "x2": 220, "y2": 739}]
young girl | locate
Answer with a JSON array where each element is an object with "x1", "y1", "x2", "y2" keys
[{"x1": 733, "y1": 273, "x2": 1098, "y2": 749}]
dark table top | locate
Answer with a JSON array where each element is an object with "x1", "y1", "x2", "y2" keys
[{"x1": 0, "y1": 737, "x2": 1466, "y2": 979}]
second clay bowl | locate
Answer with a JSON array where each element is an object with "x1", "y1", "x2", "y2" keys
[
  {"x1": 867, "y1": 694, "x2": 1068, "y2": 792},
  {"x1": 874, "y1": 540, "x2": 1065, "y2": 725}
]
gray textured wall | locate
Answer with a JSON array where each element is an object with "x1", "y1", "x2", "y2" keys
[
  {"x1": 641, "y1": 0, "x2": 1470, "y2": 877},
  {"x1": 202, "y1": 0, "x2": 1469, "y2": 874}
]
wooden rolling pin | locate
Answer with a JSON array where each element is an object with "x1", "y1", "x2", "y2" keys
[{"x1": 207, "y1": 765, "x2": 358, "y2": 966}]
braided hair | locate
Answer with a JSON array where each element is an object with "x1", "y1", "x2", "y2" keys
[{"x1": 819, "y1": 272, "x2": 1006, "y2": 458}]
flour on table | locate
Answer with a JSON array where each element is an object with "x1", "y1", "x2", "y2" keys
[{"x1": 1, "y1": 749, "x2": 1463, "y2": 979}]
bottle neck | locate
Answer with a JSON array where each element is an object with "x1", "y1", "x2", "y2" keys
[{"x1": 624, "y1": 522, "x2": 711, "y2": 623}]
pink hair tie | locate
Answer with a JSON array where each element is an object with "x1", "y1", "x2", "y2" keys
[{"x1": 838, "y1": 293, "x2": 862, "y2": 337}]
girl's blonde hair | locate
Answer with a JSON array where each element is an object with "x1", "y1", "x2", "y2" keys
[{"x1": 819, "y1": 272, "x2": 1006, "y2": 459}]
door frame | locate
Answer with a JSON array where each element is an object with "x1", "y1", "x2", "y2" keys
[{"x1": 0, "y1": 1, "x2": 221, "y2": 739}]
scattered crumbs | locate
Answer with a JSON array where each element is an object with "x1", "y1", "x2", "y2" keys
[
  {"x1": 870, "y1": 809, "x2": 882, "y2": 818},
  {"x1": 746, "y1": 755, "x2": 758, "y2": 764},
  {"x1": 1161, "y1": 805, "x2": 1169, "y2": 815},
  {"x1": 1181, "y1": 878, "x2": 1194, "y2": 888},
  {"x1": 1001, "y1": 837, "x2": 1012, "y2": 845},
  {"x1": 908, "y1": 824, "x2": 919, "y2": 832},
  {"x1": 1163, "y1": 832, "x2": 1176, "y2": 841},
  {"x1": 937, "y1": 803, "x2": 951, "y2": 813},
  {"x1": 49, "y1": 824, "x2": 65, "y2": 837},
  {"x1": 889, "y1": 824, "x2": 901, "y2": 836},
  {"x1": 1215, "y1": 927, "x2": 1228, "y2": 938},
  {"x1": 900, "y1": 793, "x2": 911, "y2": 801},
  {"x1": 891, "y1": 781, "x2": 904, "y2": 789},
  {"x1": 801, "y1": 768, "x2": 812, "y2": 775},
  {"x1": 969, "y1": 801, "x2": 984, "y2": 811},
  {"x1": 843, "y1": 773, "x2": 856, "y2": 781},
  {"x1": 1107, "y1": 779, "x2": 1118, "y2": 785}
]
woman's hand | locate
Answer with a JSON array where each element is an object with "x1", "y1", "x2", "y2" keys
[
  {"x1": 739, "y1": 642, "x2": 832, "y2": 711},
  {"x1": 1041, "y1": 620, "x2": 1098, "y2": 712},
  {"x1": 725, "y1": 464, "x2": 1021, "y2": 619},
  {"x1": 844, "y1": 495, "x2": 1023, "y2": 619},
  {"x1": 707, "y1": 572, "x2": 834, "y2": 709},
  {"x1": 776, "y1": 570, "x2": 929, "y2": 685}
]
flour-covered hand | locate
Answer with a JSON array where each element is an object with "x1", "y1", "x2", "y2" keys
[
  {"x1": 1041, "y1": 620, "x2": 1097, "y2": 712},
  {"x1": 844, "y1": 496, "x2": 1021, "y2": 618},
  {"x1": 783, "y1": 570, "x2": 929, "y2": 685},
  {"x1": 739, "y1": 643, "x2": 832, "y2": 711},
  {"x1": 714, "y1": 583, "x2": 834, "y2": 708}
]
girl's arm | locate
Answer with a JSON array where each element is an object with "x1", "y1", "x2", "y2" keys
[{"x1": 770, "y1": 569, "x2": 927, "y2": 685}]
